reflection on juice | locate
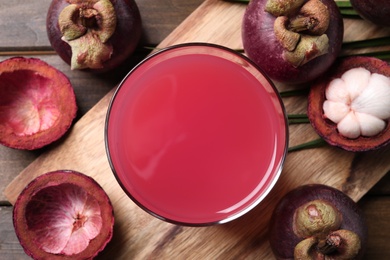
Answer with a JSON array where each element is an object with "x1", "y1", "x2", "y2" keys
[{"x1": 106, "y1": 44, "x2": 287, "y2": 225}]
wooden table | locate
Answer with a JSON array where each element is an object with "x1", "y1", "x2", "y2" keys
[{"x1": 0, "y1": 0, "x2": 388, "y2": 259}]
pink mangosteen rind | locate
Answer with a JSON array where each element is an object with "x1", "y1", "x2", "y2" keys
[
  {"x1": 308, "y1": 56, "x2": 390, "y2": 152},
  {"x1": 13, "y1": 170, "x2": 114, "y2": 260},
  {"x1": 0, "y1": 57, "x2": 77, "y2": 150}
]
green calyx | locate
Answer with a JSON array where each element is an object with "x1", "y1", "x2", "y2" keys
[
  {"x1": 58, "y1": 0, "x2": 117, "y2": 70},
  {"x1": 293, "y1": 199, "x2": 342, "y2": 239},
  {"x1": 293, "y1": 200, "x2": 361, "y2": 259},
  {"x1": 266, "y1": 0, "x2": 330, "y2": 67}
]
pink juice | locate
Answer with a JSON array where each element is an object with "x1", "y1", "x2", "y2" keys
[{"x1": 105, "y1": 44, "x2": 288, "y2": 225}]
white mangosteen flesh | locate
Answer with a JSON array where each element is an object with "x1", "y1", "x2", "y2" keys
[{"x1": 323, "y1": 67, "x2": 390, "y2": 139}]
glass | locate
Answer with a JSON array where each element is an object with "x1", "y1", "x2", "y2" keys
[{"x1": 105, "y1": 43, "x2": 288, "y2": 226}]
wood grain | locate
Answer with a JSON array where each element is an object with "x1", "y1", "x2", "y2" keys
[
  {"x1": 0, "y1": 0, "x2": 203, "y2": 203},
  {"x1": 0, "y1": 0, "x2": 203, "y2": 48},
  {"x1": 2, "y1": 0, "x2": 390, "y2": 259},
  {"x1": 2, "y1": 180, "x2": 389, "y2": 259}
]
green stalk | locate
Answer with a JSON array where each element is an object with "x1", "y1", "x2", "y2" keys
[
  {"x1": 288, "y1": 138, "x2": 328, "y2": 152},
  {"x1": 341, "y1": 37, "x2": 390, "y2": 60},
  {"x1": 339, "y1": 9, "x2": 360, "y2": 18},
  {"x1": 223, "y1": 0, "x2": 361, "y2": 18},
  {"x1": 284, "y1": 115, "x2": 329, "y2": 152},
  {"x1": 280, "y1": 88, "x2": 309, "y2": 97},
  {"x1": 336, "y1": 0, "x2": 360, "y2": 17},
  {"x1": 336, "y1": 1, "x2": 361, "y2": 18},
  {"x1": 288, "y1": 119, "x2": 311, "y2": 124},
  {"x1": 336, "y1": 1, "x2": 353, "y2": 8},
  {"x1": 288, "y1": 114, "x2": 310, "y2": 124},
  {"x1": 288, "y1": 114, "x2": 308, "y2": 119},
  {"x1": 342, "y1": 36, "x2": 390, "y2": 49},
  {"x1": 340, "y1": 50, "x2": 390, "y2": 60}
]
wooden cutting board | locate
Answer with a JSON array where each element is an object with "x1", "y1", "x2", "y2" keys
[{"x1": 4, "y1": 0, "x2": 390, "y2": 258}]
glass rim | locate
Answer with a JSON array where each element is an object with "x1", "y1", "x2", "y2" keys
[{"x1": 104, "y1": 42, "x2": 289, "y2": 226}]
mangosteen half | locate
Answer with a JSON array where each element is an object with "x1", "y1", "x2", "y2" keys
[
  {"x1": 13, "y1": 170, "x2": 114, "y2": 259},
  {"x1": 0, "y1": 57, "x2": 77, "y2": 150},
  {"x1": 308, "y1": 56, "x2": 390, "y2": 152}
]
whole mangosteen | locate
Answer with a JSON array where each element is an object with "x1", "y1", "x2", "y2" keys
[
  {"x1": 242, "y1": 0, "x2": 344, "y2": 84},
  {"x1": 46, "y1": 0, "x2": 142, "y2": 72},
  {"x1": 269, "y1": 184, "x2": 367, "y2": 260}
]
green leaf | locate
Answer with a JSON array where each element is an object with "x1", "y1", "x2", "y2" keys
[
  {"x1": 342, "y1": 37, "x2": 390, "y2": 49},
  {"x1": 280, "y1": 88, "x2": 310, "y2": 97},
  {"x1": 288, "y1": 138, "x2": 328, "y2": 152}
]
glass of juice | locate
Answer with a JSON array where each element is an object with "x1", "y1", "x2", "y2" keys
[{"x1": 105, "y1": 43, "x2": 288, "y2": 226}]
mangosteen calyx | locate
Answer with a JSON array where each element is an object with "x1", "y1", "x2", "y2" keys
[
  {"x1": 294, "y1": 229, "x2": 361, "y2": 259},
  {"x1": 266, "y1": 0, "x2": 330, "y2": 67},
  {"x1": 284, "y1": 34, "x2": 329, "y2": 68},
  {"x1": 293, "y1": 200, "x2": 361, "y2": 259},
  {"x1": 58, "y1": 0, "x2": 117, "y2": 69},
  {"x1": 265, "y1": 0, "x2": 306, "y2": 16}
]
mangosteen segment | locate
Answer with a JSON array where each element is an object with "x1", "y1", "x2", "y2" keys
[{"x1": 323, "y1": 67, "x2": 390, "y2": 139}]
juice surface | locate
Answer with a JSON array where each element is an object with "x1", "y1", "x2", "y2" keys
[{"x1": 106, "y1": 46, "x2": 287, "y2": 224}]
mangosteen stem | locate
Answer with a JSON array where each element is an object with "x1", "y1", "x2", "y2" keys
[
  {"x1": 324, "y1": 229, "x2": 362, "y2": 259},
  {"x1": 295, "y1": 230, "x2": 361, "y2": 259},
  {"x1": 288, "y1": 138, "x2": 327, "y2": 152},
  {"x1": 80, "y1": 8, "x2": 100, "y2": 29},
  {"x1": 317, "y1": 234, "x2": 341, "y2": 255},
  {"x1": 290, "y1": 0, "x2": 330, "y2": 35},
  {"x1": 288, "y1": 16, "x2": 320, "y2": 33}
]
